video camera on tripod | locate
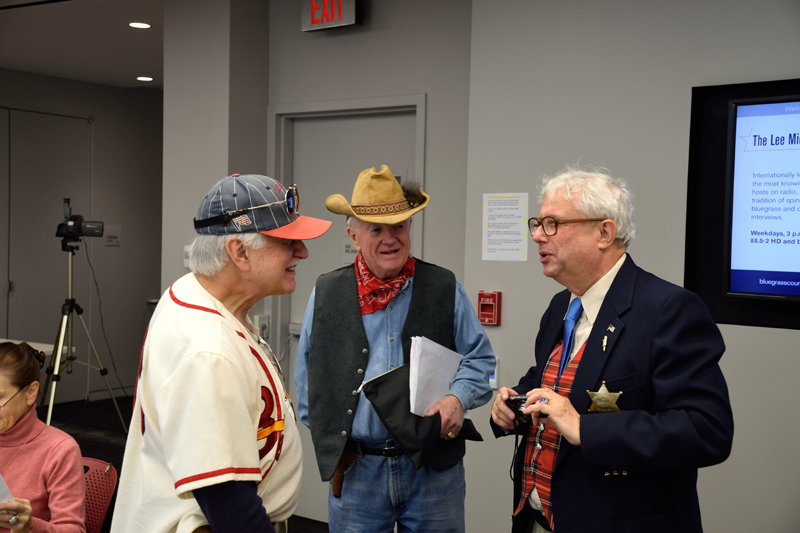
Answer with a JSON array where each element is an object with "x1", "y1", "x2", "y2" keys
[
  {"x1": 55, "y1": 198, "x2": 103, "y2": 247},
  {"x1": 43, "y1": 198, "x2": 126, "y2": 433}
]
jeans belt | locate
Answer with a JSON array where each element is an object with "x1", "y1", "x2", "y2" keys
[{"x1": 359, "y1": 444, "x2": 406, "y2": 458}]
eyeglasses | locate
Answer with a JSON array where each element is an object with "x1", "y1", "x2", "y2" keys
[
  {"x1": 238, "y1": 184, "x2": 299, "y2": 219},
  {"x1": 528, "y1": 216, "x2": 607, "y2": 236},
  {"x1": 0, "y1": 384, "x2": 28, "y2": 410},
  {"x1": 194, "y1": 184, "x2": 299, "y2": 231}
]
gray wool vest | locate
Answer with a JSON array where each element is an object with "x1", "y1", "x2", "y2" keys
[{"x1": 307, "y1": 259, "x2": 456, "y2": 481}]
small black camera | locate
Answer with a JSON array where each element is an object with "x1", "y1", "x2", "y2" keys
[
  {"x1": 507, "y1": 394, "x2": 531, "y2": 423},
  {"x1": 55, "y1": 198, "x2": 103, "y2": 242}
]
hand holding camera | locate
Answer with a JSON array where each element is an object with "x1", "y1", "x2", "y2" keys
[
  {"x1": 507, "y1": 394, "x2": 531, "y2": 423},
  {"x1": 508, "y1": 393, "x2": 552, "y2": 423}
]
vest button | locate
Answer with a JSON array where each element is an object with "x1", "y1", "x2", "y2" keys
[
  {"x1": 362, "y1": 348, "x2": 369, "y2": 354},
  {"x1": 388, "y1": 306, "x2": 392, "y2": 311},
  {"x1": 389, "y1": 336, "x2": 394, "y2": 342},
  {"x1": 357, "y1": 368, "x2": 364, "y2": 374},
  {"x1": 347, "y1": 409, "x2": 353, "y2": 415},
  {"x1": 341, "y1": 431, "x2": 347, "y2": 437}
]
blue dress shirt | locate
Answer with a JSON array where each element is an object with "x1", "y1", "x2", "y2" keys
[{"x1": 295, "y1": 275, "x2": 496, "y2": 444}]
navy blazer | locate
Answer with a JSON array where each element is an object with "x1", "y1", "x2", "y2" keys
[{"x1": 493, "y1": 255, "x2": 733, "y2": 533}]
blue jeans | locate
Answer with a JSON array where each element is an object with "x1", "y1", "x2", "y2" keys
[{"x1": 328, "y1": 442, "x2": 466, "y2": 533}]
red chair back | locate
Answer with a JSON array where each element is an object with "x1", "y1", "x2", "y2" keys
[{"x1": 82, "y1": 457, "x2": 118, "y2": 533}]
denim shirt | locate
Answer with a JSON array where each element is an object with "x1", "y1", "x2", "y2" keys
[{"x1": 295, "y1": 275, "x2": 496, "y2": 444}]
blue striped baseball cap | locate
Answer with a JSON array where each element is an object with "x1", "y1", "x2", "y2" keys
[{"x1": 193, "y1": 174, "x2": 331, "y2": 239}]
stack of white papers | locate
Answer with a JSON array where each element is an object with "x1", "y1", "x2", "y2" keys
[
  {"x1": 409, "y1": 336, "x2": 463, "y2": 416},
  {"x1": 0, "y1": 473, "x2": 13, "y2": 505}
]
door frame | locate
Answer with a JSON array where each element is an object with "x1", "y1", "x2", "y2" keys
[
  {"x1": 267, "y1": 93, "x2": 427, "y2": 253},
  {"x1": 266, "y1": 94, "x2": 427, "y2": 355}
]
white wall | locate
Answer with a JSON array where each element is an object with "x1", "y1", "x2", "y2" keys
[
  {"x1": 161, "y1": 0, "x2": 232, "y2": 288},
  {"x1": 161, "y1": 0, "x2": 269, "y2": 290},
  {"x1": 464, "y1": 1, "x2": 800, "y2": 532}
]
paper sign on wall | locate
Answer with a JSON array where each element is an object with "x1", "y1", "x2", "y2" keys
[{"x1": 482, "y1": 193, "x2": 528, "y2": 261}]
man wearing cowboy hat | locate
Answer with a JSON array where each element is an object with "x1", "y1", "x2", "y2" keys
[
  {"x1": 112, "y1": 174, "x2": 331, "y2": 533},
  {"x1": 295, "y1": 165, "x2": 496, "y2": 532}
]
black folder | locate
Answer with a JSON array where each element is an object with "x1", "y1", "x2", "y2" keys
[{"x1": 362, "y1": 364, "x2": 482, "y2": 470}]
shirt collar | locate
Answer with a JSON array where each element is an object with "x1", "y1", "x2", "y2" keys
[{"x1": 567, "y1": 253, "x2": 627, "y2": 327}]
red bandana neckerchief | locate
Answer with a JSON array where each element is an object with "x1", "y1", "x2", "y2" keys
[{"x1": 354, "y1": 252, "x2": 416, "y2": 315}]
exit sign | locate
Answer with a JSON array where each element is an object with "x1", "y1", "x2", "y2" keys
[{"x1": 301, "y1": 0, "x2": 361, "y2": 32}]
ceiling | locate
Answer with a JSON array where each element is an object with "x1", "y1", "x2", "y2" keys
[{"x1": 0, "y1": 0, "x2": 164, "y2": 89}]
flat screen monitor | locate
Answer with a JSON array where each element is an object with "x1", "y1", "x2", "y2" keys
[
  {"x1": 686, "y1": 78, "x2": 800, "y2": 330},
  {"x1": 728, "y1": 98, "x2": 800, "y2": 297}
]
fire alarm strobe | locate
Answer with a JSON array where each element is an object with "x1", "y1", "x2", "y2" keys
[{"x1": 478, "y1": 291, "x2": 502, "y2": 326}]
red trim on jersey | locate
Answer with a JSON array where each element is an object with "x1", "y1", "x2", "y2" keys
[
  {"x1": 174, "y1": 467, "x2": 262, "y2": 489},
  {"x1": 234, "y1": 331, "x2": 282, "y2": 416},
  {"x1": 252, "y1": 345, "x2": 283, "y2": 420},
  {"x1": 262, "y1": 460, "x2": 275, "y2": 482},
  {"x1": 169, "y1": 284, "x2": 223, "y2": 316},
  {"x1": 236, "y1": 333, "x2": 286, "y2": 481},
  {"x1": 165, "y1": 314, "x2": 286, "y2": 487}
]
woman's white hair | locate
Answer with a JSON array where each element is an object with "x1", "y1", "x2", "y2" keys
[
  {"x1": 539, "y1": 166, "x2": 636, "y2": 247},
  {"x1": 188, "y1": 233, "x2": 267, "y2": 276}
]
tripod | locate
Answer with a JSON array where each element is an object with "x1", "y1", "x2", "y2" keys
[{"x1": 40, "y1": 237, "x2": 128, "y2": 434}]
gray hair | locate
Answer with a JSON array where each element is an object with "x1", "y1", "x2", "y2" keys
[
  {"x1": 539, "y1": 167, "x2": 636, "y2": 247},
  {"x1": 188, "y1": 233, "x2": 268, "y2": 276}
]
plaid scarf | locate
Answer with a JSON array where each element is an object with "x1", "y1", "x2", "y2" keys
[{"x1": 354, "y1": 252, "x2": 416, "y2": 315}]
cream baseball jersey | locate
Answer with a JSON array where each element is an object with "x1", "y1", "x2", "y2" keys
[{"x1": 111, "y1": 274, "x2": 301, "y2": 533}]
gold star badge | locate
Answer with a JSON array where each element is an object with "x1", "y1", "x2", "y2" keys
[{"x1": 587, "y1": 381, "x2": 623, "y2": 413}]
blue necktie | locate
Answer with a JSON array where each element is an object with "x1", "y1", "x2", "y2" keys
[{"x1": 558, "y1": 298, "x2": 583, "y2": 378}]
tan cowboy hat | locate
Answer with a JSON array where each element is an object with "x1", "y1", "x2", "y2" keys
[{"x1": 325, "y1": 165, "x2": 430, "y2": 224}]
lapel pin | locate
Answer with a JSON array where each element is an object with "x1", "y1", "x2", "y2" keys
[
  {"x1": 607, "y1": 325, "x2": 615, "y2": 332},
  {"x1": 602, "y1": 336, "x2": 607, "y2": 352}
]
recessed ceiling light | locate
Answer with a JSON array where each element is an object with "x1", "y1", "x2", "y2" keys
[
  {"x1": 129, "y1": 22, "x2": 151, "y2": 29},
  {"x1": 137, "y1": 77, "x2": 154, "y2": 82}
]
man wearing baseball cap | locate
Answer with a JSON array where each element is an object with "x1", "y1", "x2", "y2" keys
[
  {"x1": 112, "y1": 174, "x2": 331, "y2": 533},
  {"x1": 295, "y1": 165, "x2": 496, "y2": 532}
]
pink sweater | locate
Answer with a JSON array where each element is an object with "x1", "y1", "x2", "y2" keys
[{"x1": 0, "y1": 406, "x2": 86, "y2": 533}]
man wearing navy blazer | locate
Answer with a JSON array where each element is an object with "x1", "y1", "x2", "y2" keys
[{"x1": 491, "y1": 168, "x2": 733, "y2": 533}]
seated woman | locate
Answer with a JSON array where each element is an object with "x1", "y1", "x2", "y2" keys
[{"x1": 0, "y1": 342, "x2": 86, "y2": 532}]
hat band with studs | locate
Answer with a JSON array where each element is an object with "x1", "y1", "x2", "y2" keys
[{"x1": 351, "y1": 198, "x2": 411, "y2": 217}]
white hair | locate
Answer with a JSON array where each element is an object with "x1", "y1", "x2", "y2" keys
[
  {"x1": 539, "y1": 166, "x2": 636, "y2": 247},
  {"x1": 188, "y1": 233, "x2": 267, "y2": 276}
]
